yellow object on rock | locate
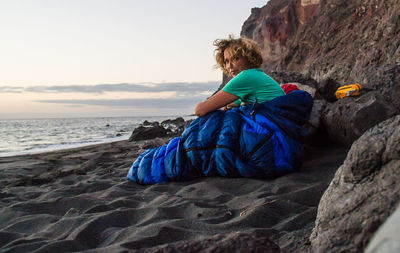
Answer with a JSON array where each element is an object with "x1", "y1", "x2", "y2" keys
[{"x1": 335, "y1": 83, "x2": 362, "y2": 99}]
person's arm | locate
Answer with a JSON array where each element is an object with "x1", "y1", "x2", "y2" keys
[{"x1": 194, "y1": 90, "x2": 239, "y2": 117}]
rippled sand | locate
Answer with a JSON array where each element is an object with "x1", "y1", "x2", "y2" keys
[{"x1": 0, "y1": 138, "x2": 347, "y2": 252}]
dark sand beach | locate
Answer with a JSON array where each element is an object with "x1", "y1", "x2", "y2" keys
[{"x1": 0, "y1": 138, "x2": 347, "y2": 252}]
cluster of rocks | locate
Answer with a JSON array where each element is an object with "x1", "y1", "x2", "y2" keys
[
  {"x1": 267, "y1": 65, "x2": 399, "y2": 252},
  {"x1": 128, "y1": 117, "x2": 189, "y2": 142}
]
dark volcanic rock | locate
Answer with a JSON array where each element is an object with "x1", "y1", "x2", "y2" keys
[
  {"x1": 142, "y1": 120, "x2": 160, "y2": 127},
  {"x1": 361, "y1": 63, "x2": 400, "y2": 110},
  {"x1": 129, "y1": 125, "x2": 168, "y2": 141},
  {"x1": 269, "y1": 70, "x2": 319, "y2": 89},
  {"x1": 310, "y1": 115, "x2": 400, "y2": 252},
  {"x1": 303, "y1": 99, "x2": 329, "y2": 146},
  {"x1": 322, "y1": 91, "x2": 397, "y2": 146},
  {"x1": 316, "y1": 78, "x2": 341, "y2": 103},
  {"x1": 129, "y1": 118, "x2": 190, "y2": 142},
  {"x1": 161, "y1": 117, "x2": 185, "y2": 134}
]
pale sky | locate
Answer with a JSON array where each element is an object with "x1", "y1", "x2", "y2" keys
[{"x1": 0, "y1": 0, "x2": 268, "y2": 119}]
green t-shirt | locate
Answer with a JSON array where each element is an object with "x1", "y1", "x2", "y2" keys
[{"x1": 222, "y1": 68, "x2": 285, "y2": 105}]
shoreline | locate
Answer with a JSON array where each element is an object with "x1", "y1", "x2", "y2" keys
[
  {"x1": 0, "y1": 136, "x2": 130, "y2": 158},
  {"x1": 0, "y1": 115, "x2": 195, "y2": 159}
]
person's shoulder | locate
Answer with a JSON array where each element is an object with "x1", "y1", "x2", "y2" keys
[
  {"x1": 242, "y1": 68, "x2": 263, "y2": 75},
  {"x1": 235, "y1": 68, "x2": 262, "y2": 79},
  {"x1": 227, "y1": 68, "x2": 264, "y2": 86},
  {"x1": 244, "y1": 68, "x2": 268, "y2": 80}
]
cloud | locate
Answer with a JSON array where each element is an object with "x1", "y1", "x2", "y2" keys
[
  {"x1": 35, "y1": 97, "x2": 203, "y2": 109},
  {"x1": 2, "y1": 81, "x2": 222, "y2": 113},
  {"x1": 10, "y1": 81, "x2": 221, "y2": 95},
  {"x1": 0, "y1": 86, "x2": 25, "y2": 93}
]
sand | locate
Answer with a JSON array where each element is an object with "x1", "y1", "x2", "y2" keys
[{"x1": 0, "y1": 138, "x2": 348, "y2": 252}]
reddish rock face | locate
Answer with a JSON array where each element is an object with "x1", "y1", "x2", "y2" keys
[
  {"x1": 242, "y1": 0, "x2": 400, "y2": 84},
  {"x1": 241, "y1": 0, "x2": 320, "y2": 70}
]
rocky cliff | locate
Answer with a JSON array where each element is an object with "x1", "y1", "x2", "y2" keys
[
  {"x1": 242, "y1": 0, "x2": 400, "y2": 84},
  {"x1": 242, "y1": 0, "x2": 320, "y2": 72}
]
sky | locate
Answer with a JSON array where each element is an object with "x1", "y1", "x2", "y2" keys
[{"x1": 0, "y1": 0, "x2": 268, "y2": 119}]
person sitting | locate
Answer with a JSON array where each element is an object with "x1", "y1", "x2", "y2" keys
[
  {"x1": 195, "y1": 35, "x2": 285, "y2": 117},
  {"x1": 127, "y1": 36, "x2": 313, "y2": 185}
]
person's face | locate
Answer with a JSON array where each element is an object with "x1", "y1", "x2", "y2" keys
[{"x1": 223, "y1": 48, "x2": 249, "y2": 77}]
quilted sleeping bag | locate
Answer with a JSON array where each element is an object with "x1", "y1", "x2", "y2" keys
[{"x1": 127, "y1": 90, "x2": 313, "y2": 184}]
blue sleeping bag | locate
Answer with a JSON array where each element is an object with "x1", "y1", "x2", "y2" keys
[{"x1": 127, "y1": 90, "x2": 313, "y2": 184}]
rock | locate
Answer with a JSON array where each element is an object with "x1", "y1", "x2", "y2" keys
[
  {"x1": 161, "y1": 117, "x2": 185, "y2": 134},
  {"x1": 303, "y1": 99, "x2": 330, "y2": 146},
  {"x1": 142, "y1": 138, "x2": 169, "y2": 149},
  {"x1": 142, "y1": 120, "x2": 160, "y2": 127},
  {"x1": 316, "y1": 78, "x2": 340, "y2": 103},
  {"x1": 293, "y1": 82, "x2": 317, "y2": 97},
  {"x1": 361, "y1": 64, "x2": 400, "y2": 110},
  {"x1": 322, "y1": 91, "x2": 397, "y2": 145},
  {"x1": 129, "y1": 118, "x2": 191, "y2": 142},
  {"x1": 310, "y1": 115, "x2": 400, "y2": 252},
  {"x1": 128, "y1": 125, "x2": 168, "y2": 141},
  {"x1": 270, "y1": 70, "x2": 319, "y2": 89},
  {"x1": 365, "y1": 203, "x2": 400, "y2": 253}
]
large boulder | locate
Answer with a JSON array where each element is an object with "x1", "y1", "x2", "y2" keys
[
  {"x1": 361, "y1": 64, "x2": 400, "y2": 110},
  {"x1": 322, "y1": 91, "x2": 397, "y2": 146},
  {"x1": 310, "y1": 115, "x2": 400, "y2": 252},
  {"x1": 161, "y1": 117, "x2": 185, "y2": 135},
  {"x1": 129, "y1": 118, "x2": 190, "y2": 142},
  {"x1": 128, "y1": 125, "x2": 168, "y2": 141},
  {"x1": 316, "y1": 78, "x2": 341, "y2": 103}
]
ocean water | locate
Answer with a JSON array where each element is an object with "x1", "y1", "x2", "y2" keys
[{"x1": 0, "y1": 116, "x2": 193, "y2": 157}]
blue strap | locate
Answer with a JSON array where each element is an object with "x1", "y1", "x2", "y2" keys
[{"x1": 249, "y1": 98, "x2": 258, "y2": 116}]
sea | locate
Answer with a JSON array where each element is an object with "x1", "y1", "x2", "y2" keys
[{"x1": 0, "y1": 116, "x2": 195, "y2": 157}]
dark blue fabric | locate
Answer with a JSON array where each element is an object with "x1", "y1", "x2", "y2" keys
[{"x1": 127, "y1": 90, "x2": 313, "y2": 184}]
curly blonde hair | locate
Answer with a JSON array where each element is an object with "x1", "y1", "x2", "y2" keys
[{"x1": 214, "y1": 35, "x2": 263, "y2": 75}]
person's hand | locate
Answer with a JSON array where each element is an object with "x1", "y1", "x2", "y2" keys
[
  {"x1": 221, "y1": 103, "x2": 238, "y2": 112},
  {"x1": 221, "y1": 106, "x2": 229, "y2": 112}
]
